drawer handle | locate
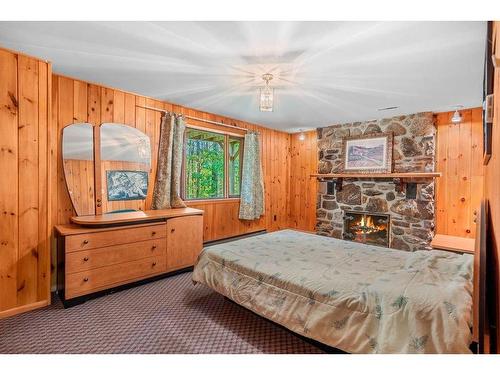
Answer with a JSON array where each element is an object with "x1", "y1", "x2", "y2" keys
[
  {"x1": 151, "y1": 245, "x2": 157, "y2": 250},
  {"x1": 152, "y1": 231, "x2": 156, "y2": 236},
  {"x1": 83, "y1": 257, "x2": 89, "y2": 262},
  {"x1": 82, "y1": 240, "x2": 89, "y2": 245},
  {"x1": 152, "y1": 262, "x2": 157, "y2": 267},
  {"x1": 171, "y1": 228, "x2": 175, "y2": 233},
  {"x1": 83, "y1": 277, "x2": 89, "y2": 282}
]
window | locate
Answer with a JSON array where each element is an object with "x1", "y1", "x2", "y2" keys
[
  {"x1": 228, "y1": 137, "x2": 242, "y2": 197},
  {"x1": 183, "y1": 128, "x2": 243, "y2": 200}
]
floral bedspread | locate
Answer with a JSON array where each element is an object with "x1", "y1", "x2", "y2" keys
[{"x1": 192, "y1": 230, "x2": 473, "y2": 353}]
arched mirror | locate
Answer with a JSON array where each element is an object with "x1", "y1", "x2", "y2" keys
[
  {"x1": 62, "y1": 123, "x2": 95, "y2": 216},
  {"x1": 99, "y1": 123, "x2": 151, "y2": 213}
]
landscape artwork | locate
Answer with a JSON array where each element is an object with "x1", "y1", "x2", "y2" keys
[
  {"x1": 106, "y1": 170, "x2": 148, "y2": 201},
  {"x1": 342, "y1": 134, "x2": 392, "y2": 173}
]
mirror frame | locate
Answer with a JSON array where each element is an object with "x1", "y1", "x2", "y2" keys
[
  {"x1": 98, "y1": 123, "x2": 152, "y2": 214},
  {"x1": 61, "y1": 122, "x2": 152, "y2": 216},
  {"x1": 61, "y1": 122, "x2": 96, "y2": 217}
]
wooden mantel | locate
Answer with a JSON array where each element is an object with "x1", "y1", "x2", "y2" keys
[
  {"x1": 310, "y1": 172, "x2": 442, "y2": 179},
  {"x1": 311, "y1": 172, "x2": 441, "y2": 197}
]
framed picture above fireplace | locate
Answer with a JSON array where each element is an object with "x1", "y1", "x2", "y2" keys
[{"x1": 342, "y1": 133, "x2": 393, "y2": 173}]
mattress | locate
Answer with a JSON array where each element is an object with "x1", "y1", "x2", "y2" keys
[{"x1": 192, "y1": 229, "x2": 474, "y2": 354}]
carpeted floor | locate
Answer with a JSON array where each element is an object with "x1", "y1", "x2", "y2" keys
[{"x1": 0, "y1": 272, "x2": 324, "y2": 354}]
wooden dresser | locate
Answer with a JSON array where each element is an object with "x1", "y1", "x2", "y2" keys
[{"x1": 55, "y1": 208, "x2": 203, "y2": 306}]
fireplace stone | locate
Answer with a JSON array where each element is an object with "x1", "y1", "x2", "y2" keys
[{"x1": 316, "y1": 112, "x2": 436, "y2": 251}]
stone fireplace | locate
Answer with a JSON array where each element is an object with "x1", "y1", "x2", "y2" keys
[
  {"x1": 343, "y1": 211, "x2": 390, "y2": 247},
  {"x1": 316, "y1": 112, "x2": 436, "y2": 251}
]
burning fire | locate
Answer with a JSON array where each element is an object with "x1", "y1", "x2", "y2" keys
[{"x1": 352, "y1": 215, "x2": 387, "y2": 235}]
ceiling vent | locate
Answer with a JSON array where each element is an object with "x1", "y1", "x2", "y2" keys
[{"x1": 377, "y1": 106, "x2": 399, "y2": 111}]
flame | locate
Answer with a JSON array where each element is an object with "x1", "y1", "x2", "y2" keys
[
  {"x1": 360, "y1": 215, "x2": 373, "y2": 228},
  {"x1": 352, "y1": 215, "x2": 386, "y2": 235}
]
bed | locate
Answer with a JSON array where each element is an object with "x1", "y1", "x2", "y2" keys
[{"x1": 192, "y1": 229, "x2": 474, "y2": 354}]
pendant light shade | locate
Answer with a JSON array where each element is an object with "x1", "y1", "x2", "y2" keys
[{"x1": 259, "y1": 73, "x2": 274, "y2": 112}]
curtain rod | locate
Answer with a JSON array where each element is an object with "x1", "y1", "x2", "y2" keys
[{"x1": 135, "y1": 104, "x2": 249, "y2": 133}]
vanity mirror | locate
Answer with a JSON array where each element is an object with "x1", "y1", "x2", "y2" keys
[
  {"x1": 99, "y1": 123, "x2": 151, "y2": 213},
  {"x1": 62, "y1": 122, "x2": 152, "y2": 216},
  {"x1": 62, "y1": 123, "x2": 95, "y2": 216}
]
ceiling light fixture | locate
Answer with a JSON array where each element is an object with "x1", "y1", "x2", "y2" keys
[
  {"x1": 451, "y1": 106, "x2": 464, "y2": 124},
  {"x1": 259, "y1": 73, "x2": 274, "y2": 112},
  {"x1": 298, "y1": 130, "x2": 305, "y2": 141}
]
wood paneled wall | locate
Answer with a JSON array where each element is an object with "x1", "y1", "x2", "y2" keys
[
  {"x1": 0, "y1": 48, "x2": 52, "y2": 318},
  {"x1": 288, "y1": 131, "x2": 318, "y2": 232},
  {"x1": 52, "y1": 75, "x2": 291, "y2": 245},
  {"x1": 484, "y1": 21, "x2": 500, "y2": 352},
  {"x1": 435, "y1": 108, "x2": 484, "y2": 238}
]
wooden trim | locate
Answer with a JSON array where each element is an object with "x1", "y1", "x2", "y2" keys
[
  {"x1": 46, "y1": 61, "x2": 53, "y2": 305},
  {"x1": 93, "y1": 124, "x2": 102, "y2": 214},
  {"x1": 185, "y1": 198, "x2": 240, "y2": 204},
  {"x1": 183, "y1": 126, "x2": 243, "y2": 201},
  {"x1": 224, "y1": 133, "x2": 229, "y2": 198},
  {"x1": 186, "y1": 122, "x2": 245, "y2": 138},
  {"x1": 185, "y1": 115, "x2": 249, "y2": 133},
  {"x1": 430, "y1": 234, "x2": 475, "y2": 254},
  {"x1": 0, "y1": 300, "x2": 49, "y2": 320},
  {"x1": 311, "y1": 172, "x2": 441, "y2": 178},
  {"x1": 474, "y1": 200, "x2": 488, "y2": 351},
  {"x1": 228, "y1": 135, "x2": 244, "y2": 198}
]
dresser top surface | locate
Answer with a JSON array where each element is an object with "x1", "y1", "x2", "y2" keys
[{"x1": 56, "y1": 208, "x2": 203, "y2": 236}]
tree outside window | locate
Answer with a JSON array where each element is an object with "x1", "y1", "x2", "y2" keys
[{"x1": 183, "y1": 128, "x2": 243, "y2": 200}]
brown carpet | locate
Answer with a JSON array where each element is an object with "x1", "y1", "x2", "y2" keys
[{"x1": 0, "y1": 272, "x2": 324, "y2": 354}]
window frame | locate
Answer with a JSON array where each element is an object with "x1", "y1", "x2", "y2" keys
[
  {"x1": 227, "y1": 135, "x2": 244, "y2": 198},
  {"x1": 181, "y1": 125, "x2": 244, "y2": 201}
]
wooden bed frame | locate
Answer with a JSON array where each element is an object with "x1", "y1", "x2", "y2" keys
[{"x1": 211, "y1": 201, "x2": 496, "y2": 354}]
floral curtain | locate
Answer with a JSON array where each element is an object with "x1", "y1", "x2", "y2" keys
[
  {"x1": 151, "y1": 113, "x2": 186, "y2": 209},
  {"x1": 239, "y1": 131, "x2": 264, "y2": 220}
]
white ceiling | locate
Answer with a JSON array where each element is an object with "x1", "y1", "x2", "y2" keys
[{"x1": 0, "y1": 21, "x2": 486, "y2": 132}]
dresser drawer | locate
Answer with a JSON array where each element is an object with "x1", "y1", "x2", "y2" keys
[
  {"x1": 65, "y1": 224, "x2": 167, "y2": 253},
  {"x1": 65, "y1": 256, "x2": 167, "y2": 299},
  {"x1": 65, "y1": 239, "x2": 166, "y2": 274}
]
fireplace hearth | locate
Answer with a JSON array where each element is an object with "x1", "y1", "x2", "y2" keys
[{"x1": 343, "y1": 211, "x2": 390, "y2": 247}]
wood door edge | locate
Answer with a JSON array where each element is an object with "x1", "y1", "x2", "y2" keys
[{"x1": 0, "y1": 300, "x2": 49, "y2": 320}]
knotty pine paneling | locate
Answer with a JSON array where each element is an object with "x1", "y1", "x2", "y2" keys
[
  {"x1": 435, "y1": 108, "x2": 484, "y2": 238},
  {"x1": 52, "y1": 75, "x2": 291, "y2": 247},
  {"x1": 0, "y1": 48, "x2": 52, "y2": 318},
  {"x1": 288, "y1": 131, "x2": 318, "y2": 232}
]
